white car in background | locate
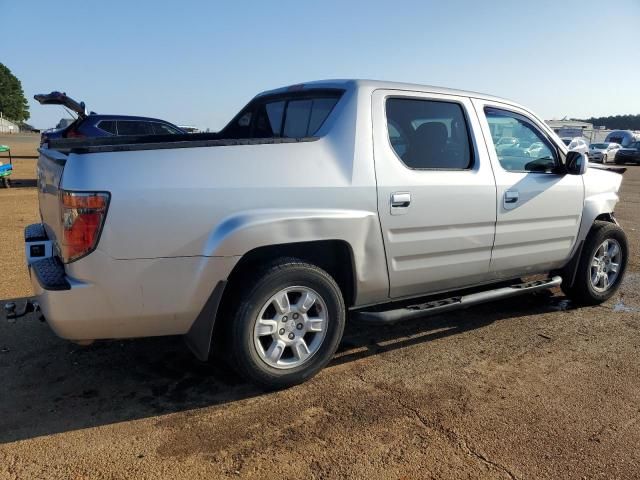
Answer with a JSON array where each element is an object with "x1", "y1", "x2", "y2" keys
[
  {"x1": 525, "y1": 141, "x2": 545, "y2": 158},
  {"x1": 588, "y1": 142, "x2": 621, "y2": 164},
  {"x1": 561, "y1": 137, "x2": 589, "y2": 156}
]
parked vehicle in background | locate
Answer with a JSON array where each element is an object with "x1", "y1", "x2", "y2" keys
[
  {"x1": 561, "y1": 137, "x2": 589, "y2": 155},
  {"x1": 525, "y1": 141, "x2": 545, "y2": 158},
  {"x1": 605, "y1": 130, "x2": 640, "y2": 148},
  {"x1": 588, "y1": 142, "x2": 621, "y2": 163},
  {"x1": 614, "y1": 141, "x2": 640, "y2": 165},
  {"x1": 24, "y1": 80, "x2": 628, "y2": 389},
  {"x1": 34, "y1": 91, "x2": 185, "y2": 144},
  {"x1": 496, "y1": 136, "x2": 517, "y2": 146},
  {"x1": 178, "y1": 125, "x2": 200, "y2": 133},
  {"x1": 55, "y1": 118, "x2": 75, "y2": 130}
]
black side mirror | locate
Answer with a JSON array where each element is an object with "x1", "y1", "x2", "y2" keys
[{"x1": 565, "y1": 151, "x2": 587, "y2": 175}]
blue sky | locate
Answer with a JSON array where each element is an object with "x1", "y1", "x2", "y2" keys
[{"x1": 2, "y1": 0, "x2": 639, "y2": 130}]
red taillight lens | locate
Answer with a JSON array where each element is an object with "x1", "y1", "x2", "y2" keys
[
  {"x1": 59, "y1": 191, "x2": 110, "y2": 262},
  {"x1": 65, "y1": 129, "x2": 85, "y2": 139}
]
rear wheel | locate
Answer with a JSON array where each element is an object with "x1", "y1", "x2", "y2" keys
[
  {"x1": 562, "y1": 221, "x2": 628, "y2": 305},
  {"x1": 228, "y1": 258, "x2": 345, "y2": 389}
]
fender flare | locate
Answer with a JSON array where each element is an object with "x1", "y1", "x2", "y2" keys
[{"x1": 203, "y1": 208, "x2": 389, "y2": 305}]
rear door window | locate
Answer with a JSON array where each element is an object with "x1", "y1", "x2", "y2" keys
[
  {"x1": 385, "y1": 98, "x2": 473, "y2": 169},
  {"x1": 117, "y1": 121, "x2": 155, "y2": 135}
]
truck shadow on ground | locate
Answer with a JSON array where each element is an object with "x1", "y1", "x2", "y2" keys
[{"x1": 0, "y1": 292, "x2": 573, "y2": 444}]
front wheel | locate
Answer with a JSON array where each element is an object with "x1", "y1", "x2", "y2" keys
[
  {"x1": 229, "y1": 258, "x2": 345, "y2": 389},
  {"x1": 562, "y1": 221, "x2": 628, "y2": 305}
]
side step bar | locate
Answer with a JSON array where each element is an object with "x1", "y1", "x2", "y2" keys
[{"x1": 352, "y1": 276, "x2": 562, "y2": 324}]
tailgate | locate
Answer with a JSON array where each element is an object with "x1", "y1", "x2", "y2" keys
[{"x1": 37, "y1": 147, "x2": 68, "y2": 252}]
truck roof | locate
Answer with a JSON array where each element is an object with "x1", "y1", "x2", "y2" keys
[{"x1": 257, "y1": 79, "x2": 522, "y2": 109}]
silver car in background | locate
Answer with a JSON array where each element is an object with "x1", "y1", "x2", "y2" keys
[{"x1": 588, "y1": 142, "x2": 621, "y2": 163}]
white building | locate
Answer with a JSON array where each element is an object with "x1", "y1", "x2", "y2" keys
[
  {"x1": 0, "y1": 117, "x2": 19, "y2": 134},
  {"x1": 545, "y1": 119, "x2": 611, "y2": 143}
]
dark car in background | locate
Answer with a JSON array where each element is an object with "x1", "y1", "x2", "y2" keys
[
  {"x1": 614, "y1": 141, "x2": 640, "y2": 165},
  {"x1": 34, "y1": 91, "x2": 185, "y2": 144}
]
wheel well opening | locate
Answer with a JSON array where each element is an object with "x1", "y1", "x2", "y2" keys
[
  {"x1": 225, "y1": 240, "x2": 356, "y2": 308},
  {"x1": 595, "y1": 213, "x2": 616, "y2": 224}
]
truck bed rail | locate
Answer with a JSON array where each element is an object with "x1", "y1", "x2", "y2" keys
[{"x1": 48, "y1": 133, "x2": 319, "y2": 154}]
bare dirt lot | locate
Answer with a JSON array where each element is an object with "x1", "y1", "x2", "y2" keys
[{"x1": 0, "y1": 133, "x2": 639, "y2": 479}]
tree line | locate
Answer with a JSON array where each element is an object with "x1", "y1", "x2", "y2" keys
[{"x1": 581, "y1": 114, "x2": 640, "y2": 131}]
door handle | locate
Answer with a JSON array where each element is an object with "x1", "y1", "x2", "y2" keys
[
  {"x1": 504, "y1": 190, "x2": 519, "y2": 204},
  {"x1": 391, "y1": 192, "x2": 411, "y2": 208}
]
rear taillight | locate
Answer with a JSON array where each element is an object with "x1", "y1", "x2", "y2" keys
[
  {"x1": 59, "y1": 191, "x2": 110, "y2": 262},
  {"x1": 65, "y1": 128, "x2": 85, "y2": 139}
]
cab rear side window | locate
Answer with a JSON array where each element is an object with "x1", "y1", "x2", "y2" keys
[
  {"x1": 385, "y1": 98, "x2": 473, "y2": 169},
  {"x1": 97, "y1": 120, "x2": 117, "y2": 135},
  {"x1": 221, "y1": 90, "x2": 343, "y2": 139}
]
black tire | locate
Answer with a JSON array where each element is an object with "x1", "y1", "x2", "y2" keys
[
  {"x1": 562, "y1": 221, "x2": 628, "y2": 305},
  {"x1": 1, "y1": 177, "x2": 9, "y2": 188},
  {"x1": 228, "y1": 257, "x2": 345, "y2": 389}
]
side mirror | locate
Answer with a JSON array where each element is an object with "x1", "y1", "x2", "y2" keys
[{"x1": 565, "y1": 151, "x2": 587, "y2": 175}]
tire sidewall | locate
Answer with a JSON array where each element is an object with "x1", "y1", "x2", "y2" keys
[
  {"x1": 582, "y1": 225, "x2": 628, "y2": 301},
  {"x1": 233, "y1": 264, "x2": 345, "y2": 387}
]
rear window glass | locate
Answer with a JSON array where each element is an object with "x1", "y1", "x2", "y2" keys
[
  {"x1": 97, "y1": 120, "x2": 117, "y2": 134},
  {"x1": 254, "y1": 101, "x2": 285, "y2": 138},
  {"x1": 117, "y1": 121, "x2": 155, "y2": 136},
  {"x1": 221, "y1": 90, "x2": 342, "y2": 139},
  {"x1": 283, "y1": 99, "x2": 313, "y2": 138}
]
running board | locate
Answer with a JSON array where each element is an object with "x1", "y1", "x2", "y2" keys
[{"x1": 352, "y1": 276, "x2": 562, "y2": 324}]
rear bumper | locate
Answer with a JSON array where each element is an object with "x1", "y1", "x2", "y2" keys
[{"x1": 25, "y1": 223, "x2": 239, "y2": 342}]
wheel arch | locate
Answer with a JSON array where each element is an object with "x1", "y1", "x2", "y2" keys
[
  {"x1": 186, "y1": 238, "x2": 373, "y2": 362},
  {"x1": 225, "y1": 240, "x2": 358, "y2": 308}
]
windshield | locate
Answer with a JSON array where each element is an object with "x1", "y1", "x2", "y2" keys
[{"x1": 590, "y1": 143, "x2": 608, "y2": 149}]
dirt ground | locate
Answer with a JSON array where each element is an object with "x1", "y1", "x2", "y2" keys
[{"x1": 0, "y1": 133, "x2": 639, "y2": 479}]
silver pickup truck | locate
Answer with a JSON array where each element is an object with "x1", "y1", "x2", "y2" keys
[{"x1": 22, "y1": 80, "x2": 628, "y2": 388}]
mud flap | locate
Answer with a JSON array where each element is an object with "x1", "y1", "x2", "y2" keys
[{"x1": 183, "y1": 281, "x2": 227, "y2": 361}]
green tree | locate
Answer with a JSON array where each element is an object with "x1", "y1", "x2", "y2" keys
[
  {"x1": 0, "y1": 63, "x2": 29, "y2": 122},
  {"x1": 582, "y1": 114, "x2": 640, "y2": 131}
]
